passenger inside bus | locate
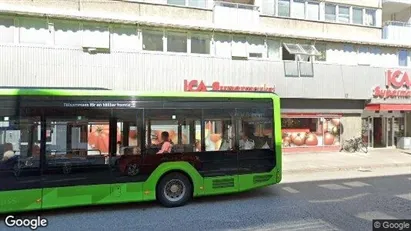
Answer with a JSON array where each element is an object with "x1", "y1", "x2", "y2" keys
[
  {"x1": 239, "y1": 131, "x2": 255, "y2": 150},
  {"x1": 2, "y1": 143, "x2": 15, "y2": 161},
  {"x1": 156, "y1": 131, "x2": 173, "y2": 154}
]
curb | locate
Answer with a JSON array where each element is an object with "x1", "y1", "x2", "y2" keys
[{"x1": 283, "y1": 163, "x2": 411, "y2": 174}]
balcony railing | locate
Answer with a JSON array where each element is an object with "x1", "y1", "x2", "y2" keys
[
  {"x1": 213, "y1": 1, "x2": 260, "y2": 27},
  {"x1": 383, "y1": 21, "x2": 411, "y2": 42}
]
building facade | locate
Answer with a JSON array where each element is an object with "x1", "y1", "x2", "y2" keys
[{"x1": 0, "y1": 0, "x2": 411, "y2": 152}]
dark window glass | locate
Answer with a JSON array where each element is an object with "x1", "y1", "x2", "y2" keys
[
  {"x1": 111, "y1": 109, "x2": 146, "y2": 182},
  {"x1": 200, "y1": 108, "x2": 237, "y2": 176},
  {"x1": 41, "y1": 108, "x2": 113, "y2": 188},
  {"x1": 235, "y1": 106, "x2": 275, "y2": 174}
]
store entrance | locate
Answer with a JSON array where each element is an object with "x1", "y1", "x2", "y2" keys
[{"x1": 362, "y1": 113, "x2": 405, "y2": 148}]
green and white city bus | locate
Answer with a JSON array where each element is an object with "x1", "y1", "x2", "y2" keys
[{"x1": 0, "y1": 88, "x2": 282, "y2": 213}]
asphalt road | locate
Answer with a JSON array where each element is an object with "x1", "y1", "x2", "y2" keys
[{"x1": 1, "y1": 169, "x2": 410, "y2": 231}]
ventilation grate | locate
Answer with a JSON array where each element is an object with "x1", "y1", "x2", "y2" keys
[
  {"x1": 253, "y1": 174, "x2": 273, "y2": 184},
  {"x1": 212, "y1": 178, "x2": 235, "y2": 189}
]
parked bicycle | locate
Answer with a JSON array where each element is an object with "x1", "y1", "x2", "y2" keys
[{"x1": 340, "y1": 136, "x2": 368, "y2": 153}]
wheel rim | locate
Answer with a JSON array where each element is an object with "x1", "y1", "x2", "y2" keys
[{"x1": 163, "y1": 179, "x2": 185, "y2": 202}]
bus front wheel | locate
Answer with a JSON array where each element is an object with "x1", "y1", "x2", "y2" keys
[{"x1": 156, "y1": 172, "x2": 192, "y2": 207}]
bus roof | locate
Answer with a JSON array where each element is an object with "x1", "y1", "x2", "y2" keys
[{"x1": 0, "y1": 88, "x2": 279, "y2": 99}]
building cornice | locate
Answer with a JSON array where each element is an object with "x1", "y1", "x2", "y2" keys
[{"x1": 0, "y1": 2, "x2": 410, "y2": 49}]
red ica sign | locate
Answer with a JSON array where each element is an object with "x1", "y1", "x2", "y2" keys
[
  {"x1": 373, "y1": 70, "x2": 411, "y2": 99},
  {"x1": 184, "y1": 80, "x2": 275, "y2": 93}
]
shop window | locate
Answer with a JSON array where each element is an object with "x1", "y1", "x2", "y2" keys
[
  {"x1": 353, "y1": 8, "x2": 363, "y2": 25},
  {"x1": 325, "y1": 4, "x2": 336, "y2": 22},
  {"x1": 0, "y1": 17, "x2": 14, "y2": 43},
  {"x1": 167, "y1": 31, "x2": 187, "y2": 53},
  {"x1": 278, "y1": 0, "x2": 290, "y2": 17},
  {"x1": 338, "y1": 6, "x2": 350, "y2": 23},
  {"x1": 281, "y1": 117, "x2": 342, "y2": 148},
  {"x1": 191, "y1": 33, "x2": 210, "y2": 54},
  {"x1": 142, "y1": 29, "x2": 164, "y2": 52}
]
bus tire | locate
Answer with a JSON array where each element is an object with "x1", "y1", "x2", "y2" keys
[{"x1": 156, "y1": 172, "x2": 192, "y2": 207}]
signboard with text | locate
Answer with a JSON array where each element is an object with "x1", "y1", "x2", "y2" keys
[
  {"x1": 373, "y1": 69, "x2": 411, "y2": 99},
  {"x1": 184, "y1": 80, "x2": 275, "y2": 93}
]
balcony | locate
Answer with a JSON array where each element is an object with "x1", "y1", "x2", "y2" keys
[
  {"x1": 213, "y1": 1, "x2": 259, "y2": 28},
  {"x1": 383, "y1": 0, "x2": 411, "y2": 15},
  {"x1": 383, "y1": 21, "x2": 411, "y2": 43}
]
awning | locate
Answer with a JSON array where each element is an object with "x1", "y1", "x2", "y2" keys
[{"x1": 364, "y1": 104, "x2": 411, "y2": 111}]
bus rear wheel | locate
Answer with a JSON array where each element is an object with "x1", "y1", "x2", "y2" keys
[{"x1": 156, "y1": 172, "x2": 192, "y2": 207}]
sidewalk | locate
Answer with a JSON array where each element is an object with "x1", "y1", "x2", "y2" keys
[{"x1": 283, "y1": 148, "x2": 411, "y2": 174}]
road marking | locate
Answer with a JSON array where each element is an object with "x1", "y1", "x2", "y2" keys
[
  {"x1": 356, "y1": 211, "x2": 398, "y2": 221},
  {"x1": 318, "y1": 184, "x2": 351, "y2": 190},
  {"x1": 309, "y1": 193, "x2": 370, "y2": 203},
  {"x1": 233, "y1": 219, "x2": 341, "y2": 231},
  {"x1": 396, "y1": 194, "x2": 411, "y2": 201},
  {"x1": 343, "y1": 181, "x2": 371, "y2": 187},
  {"x1": 282, "y1": 187, "x2": 299, "y2": 193}
]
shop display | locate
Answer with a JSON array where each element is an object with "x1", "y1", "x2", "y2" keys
[{"x1": 281, "y1": 117, "x2": 342, "y2": 148}]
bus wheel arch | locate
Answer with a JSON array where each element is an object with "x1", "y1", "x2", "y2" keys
[{"x1": 155, "y1": 170, "x2": 194, "y2": 207}]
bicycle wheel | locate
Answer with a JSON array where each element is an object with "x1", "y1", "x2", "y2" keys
[
  {"x1": 343, "y1": 141, "x2": 355, "y2": 153},
  {"x1": 358, "y1": 141, "x2": 368, "y2": 153}
]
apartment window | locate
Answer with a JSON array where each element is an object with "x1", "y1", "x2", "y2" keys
[
  {"x1": 358, "y1": 47, "x2": 370, "y2": 65},
  {"x1": 142, "y1": 29, "x2": 164, "y2": 51},
  {"x1": 111, "y1": 25, "x2": 139, "y2": 50},
  {"x1": 353, "y1": 8, "x2": 363, "y2": 25},
  {"x1": 338, "y1": 6, "x2": 350, "y2": 23},
  {"x1": 262, "y1": 0, "x2": 275, "y2": 15},
  {"x1": 167, "y1": 0, "x2": 185, "y2": 6},
  {"x1": 167, "y1": 31, "x2": 187, "y2": 53},
  {"x1": 344, "y1": 44, "x2": 355, "y2": 53},
  {"x1": 214, "y1": 34, "x2": 231, "y2": 57},
  {"x1": 399, "y1": 50, "x2": 408, "y2": 67},
  {"x1": 82, "y1": 24, "x2": 110, "y2": 49},
  {"x1": 232, "y1": 36, "x2": 247, "y2": 58},
  {"x1": 314, "y1": 43, "x2": 326, "y2": 61},
  {"x1": 282, "y1": 43, "x2": 320, "y2": 61},
  {"x1": 365, "y1": 9, "x2": 376, "y2": 26},
  {"x1": 278, "y1": 0, "x2": 290, "y2": 17},
  {"x1": 188, "y1": 0, "x2": 206, "y2": 8},
  {"x1": 306, "y1": 2, "x2": 320, "y2": 21},
  {"x1": 267, "y1": 39, "x2": 281, "y2": 60},
  {"x1": 325, "y1": 4, "x2": 336, "y2": 22},
  {"x1": 247, "y1": 36, "x2": 265, "y2": 58},
  {"x1": 54, "y1": 20, "x2": 82, "y2": 47},
  {"x1": 0, "y1": 17, "x2": 14, "y2": 43},
  {"x1": 191, "y1": 33, "x2": 210, "y2": 54},
  {"x1": 19, "y1": 17, "x2": 49, "y2": 44},
  {"x1": 292, "y1": 0, "x2": 305, "y2": 19}
]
